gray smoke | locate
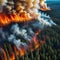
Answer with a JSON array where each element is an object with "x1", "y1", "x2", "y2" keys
[
  {"x1": 37, "y1": 12, "x2": 56, "y2": 26},
  {"x1": 8, "y1": 34, "x2": 28, "y2": 50},
  {"x1": 0, "y1": 28, "x2": 6, "y2": 40}
]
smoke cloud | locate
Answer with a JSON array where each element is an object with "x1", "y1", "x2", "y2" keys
[{"x1": 0, "y1": 0, "x2": 50, "y2": 14}]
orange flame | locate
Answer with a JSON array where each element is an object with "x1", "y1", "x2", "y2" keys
[
  {"x1": 33, "y1": 36, "x2": 39, "y2": 49},
  {"x1": 32, "y1": 30, "x2": 41, "y2": 49},
  {"x1": 14, "y1": 45, "x2": 26, "y2": 56},
  {"x1": 0, "y1": 12, "x2": 33, "y2": 27},
  {"x1": 19, "y1": 47, "x2": 26, "y2": 56},
  {"x1": 10, "y1": 52, "x2": 15, "y2": 60}
]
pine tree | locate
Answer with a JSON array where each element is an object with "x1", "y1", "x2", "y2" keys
[
  {"x1": 4, "y1": 43, "x2": 10, "y2": 60},
  {"x1": 25, "y1": 52, "x2": 29, "y2": 60},
  {"x1": 31, "y1": 51, "x2": 34, "y2": 60}
]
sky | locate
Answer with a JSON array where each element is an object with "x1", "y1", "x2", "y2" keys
[{"x1": 47, "y1": 0, "x2": 60, "y2": 1}]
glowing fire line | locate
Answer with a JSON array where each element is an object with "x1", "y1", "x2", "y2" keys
[
  {"x1": 0, "y1": 30, "x2": 45, "y2": 60},
  {"x1": 0, "y1": 13, "x2": 34, "y2": 27}
]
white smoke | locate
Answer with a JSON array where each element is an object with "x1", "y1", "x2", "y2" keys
[
  {"x1": 10, "y1": 24, "x2": 21, "y2": 35},
  {"x1": 0, "y1": 0, "x2": 7, "y2": 5},
  {"x1": 0, "y1": 0, "x2": 7, "y2": 12},
  {"x1": 34, "y1": 13, "x2": 56, "y2": 27},
  {"x1": 10, "y1": 24, "x2": 34, "y2": 42},
  {"x1": 8, "y1": 34, "x2": 28, "y2": 50}
]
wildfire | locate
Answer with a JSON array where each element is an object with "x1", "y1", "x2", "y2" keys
[
  {"x1": 19, "y1": 47, "x2": 26, "y2": 56},
  {"x1": 10, "y1": 52, "x2": 15, "y2": 60},
  {"x1": 0, "y1": 0, "x2": 50, "y2": 27},
  {"x1": 0, "y1": 12, "x2": 34, "y2": 27},
  {"x1": 0, "y1": 0, "x2": 48, "y2": 60}
]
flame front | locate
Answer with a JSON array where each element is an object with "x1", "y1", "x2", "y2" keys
[{"x1": 0, "y1": 12, "x2": 33, "y2": 27}]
